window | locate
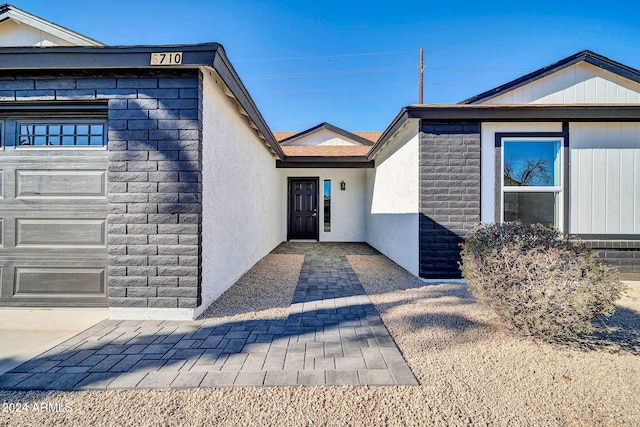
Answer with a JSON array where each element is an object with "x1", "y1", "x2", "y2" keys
[
  {"x1": 18, "y1": 123, "x2": 105, "y2": 147},
  {"x1": 502, "y1": 138, "x2": 563, "y2": 229},
  {"x1": 323, "y1": 179, "x2": 331, "y2": 232}
]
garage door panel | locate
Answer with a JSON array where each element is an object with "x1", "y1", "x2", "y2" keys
[
  {"x1": 16, "y1": 169, "x2": 106, "y2": 199},
  {"x1": 16, "y1": 218, "x2": 106, "y2": 247},
  {"x1": 14, "y1": 267, "x2": 106, "y2": 297}
]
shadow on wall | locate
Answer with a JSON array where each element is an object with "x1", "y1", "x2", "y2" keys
[
  {"x1": 107, "y1": 70, "x2": 203, "y2": 312},
  {"x1": 419, "y1": 213, "x2": 465, "y2": 279},
  {"x1": 364, "y1": 213, "x2": 466, "y2": 279}
]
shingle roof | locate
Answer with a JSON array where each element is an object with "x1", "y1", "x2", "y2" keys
[
  {"x1": 352, "y1": 132, "x2": 382, "y2": 143},
  {"x1": 275, "y1": 131, "x2": 381, "y2": 143},
  {"x1": 281, "y1": 145, "x2": 371, "y2": 157},
  {"x1": 273, "y1": 132, "x2": 298, "y2": 141}
]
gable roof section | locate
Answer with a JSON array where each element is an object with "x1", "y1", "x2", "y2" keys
[
  {"x1": 0, "y1": 43, "x2": 283, "y2": 158},
  {"x1": 275, "y1": 122, "x2": 378, "y2": 167},
  {"x1": 279, "y1": 122, "x2": 376, "y2": 146},
  {"x1": 461, "y1": 50, "x2": 640, "y2": 104},
  {"x1": 281, "y1": 145, "x2": 371, "y2": 157},
  {"x1": 0, "y1": 3, "x2": 103, "y2": 46},
  {"x1": 274, "y1": 130, "x2": 381, "y2": 144}
]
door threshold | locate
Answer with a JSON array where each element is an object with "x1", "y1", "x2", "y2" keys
[{"x1": 288, "y1": 239, "x2": 319, "y2": 243}]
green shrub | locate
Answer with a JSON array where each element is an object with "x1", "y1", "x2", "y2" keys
[{"x1": 459, "y1": 222, "x2": 625, "y2": 340}]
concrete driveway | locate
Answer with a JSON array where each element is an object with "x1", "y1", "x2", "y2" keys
[{"x1": 0, "y1": 308, "x2": 108, "y2": 375}]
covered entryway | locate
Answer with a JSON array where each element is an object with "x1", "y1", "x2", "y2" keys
[
  {"x1": 0, "y1": 118, "x2": 108, "y2": 306},
  {"x1": 288, "y1": 178, "x2": 319, "y2": 240}
]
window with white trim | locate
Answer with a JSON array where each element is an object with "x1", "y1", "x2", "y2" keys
[{"x1": 502, "y1": 138, "x2": 563, "y2": 230}]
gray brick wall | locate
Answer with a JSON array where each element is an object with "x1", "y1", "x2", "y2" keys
[
  {"x1": 584, "y1": 240, "x2": 640, "y2": 280},
  {"x1": 0, "y1": 70, "x2": 203, "y2": 309},
  {"x1": 419, "y1": 121, "x2": 481, "y2": 278}
]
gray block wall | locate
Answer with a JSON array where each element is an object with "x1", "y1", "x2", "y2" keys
[
  {"x1": 419, "y1": 121, "x2": 481, "y2": 278},
  {"x1": 0, "y1": 70, "x2": 203, "y2": 309},
  {"x1": 585, "y1": 241, "x2": 640, "y2": 280}
]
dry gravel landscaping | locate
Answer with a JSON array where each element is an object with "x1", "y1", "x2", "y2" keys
[{"x1": 0, "y1": 253, "x2": 638, "y2": 426}]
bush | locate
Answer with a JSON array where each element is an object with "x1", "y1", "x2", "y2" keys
[{"x1": 459, "y1": 222, "x2": 625, "y2": 340}]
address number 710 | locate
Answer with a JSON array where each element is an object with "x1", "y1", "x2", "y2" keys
[{"x1": 151, "y1": 52, "x2": 183, "y2": 65}]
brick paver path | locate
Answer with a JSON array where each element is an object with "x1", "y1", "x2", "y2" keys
[{"x1": 0, "y1": 243, "x2": 417, "y2": 390}]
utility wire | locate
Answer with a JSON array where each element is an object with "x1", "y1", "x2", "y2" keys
[
  {"x1": 425, "y1": 65, "x2": 530, "y2": 71},
  {"x1": 254, "y1": 82, "x2": 414, "y2": 95},
  {"x1": 244, "y1": 66, "x2": 415, "y2": 80},
  {"x1": 235, "y1": 49, "x2": 417, "y2": 62},
  {"x1": 243, "y1": 65, "x2": 528, "y2": 81}
]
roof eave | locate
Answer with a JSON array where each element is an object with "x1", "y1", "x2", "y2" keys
[
  {"x1": 276, "y1": 156, "x2": 374, "y2": 168},
  {"x1": 405, "y1": 104, "x2": 640, "y2": 121},
  {"x1": 367, "y1": 108, "x2": 410, "y2": 160},
  {"x1": 0, "y1": 43, "x2": 284, "y2": 159},
  {"x1": 212, "y1": 47, "x2": 284, "y2": 158},
  {"x1": 370, "y1": 103, "x2": 640, "y2": 160},
  {"x1": 0, "y1": 44, "x2": 220, "y2": 69},
  {"x1": 0, "y1": 4, "x2": 104, "y2": 46}
]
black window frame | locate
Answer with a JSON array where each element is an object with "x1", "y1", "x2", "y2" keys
[{"x1": 15, "y1": 119, "x2": 106, "y2": 148}]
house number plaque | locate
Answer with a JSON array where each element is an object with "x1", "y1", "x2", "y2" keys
[{"x1": 150, "y1": 52, "x2": 183, "y2": 65}]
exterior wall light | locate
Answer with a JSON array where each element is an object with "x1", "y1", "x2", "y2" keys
[{"x1": 340, "y1": 180, "x2": 346, "y2": 191}]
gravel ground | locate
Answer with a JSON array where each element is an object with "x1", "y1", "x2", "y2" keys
[
  {"x1": 0, "y1": 254, "x2": 638, "y2": 426},
  {"x1": 198, "y1": 254, "x2": 304, "y2": 321}
]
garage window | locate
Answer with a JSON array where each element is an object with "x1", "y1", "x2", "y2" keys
[{"x1": 18, "y1": 122, "x2": 105, "y2": 147}]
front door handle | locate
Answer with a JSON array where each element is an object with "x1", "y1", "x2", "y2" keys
[{"x1": 312, "y1": 209, "x2": 317, "y2": 217}]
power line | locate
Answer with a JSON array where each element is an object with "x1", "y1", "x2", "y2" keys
[
  {"x1": 253, "y1": 82, "x2": 415, "y2": 95},
  {"x1": 235, "y1": 49, "x2": 417, "y2": 62},
  {"x1": 244, "y1": 66, "x2": 415, "y2": 80},
  {"x1": 237, "y1": 48, "x2": 640, "y2": 63},
  {"x1": 426, "y1": 65, "x2": 530, "y2": 71}
]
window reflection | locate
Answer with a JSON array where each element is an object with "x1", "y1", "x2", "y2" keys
[
  {"x1": 503, "y1": 141, "x2": 560, "y2": 186},
  {"x1": 324, "y1": 180, "x2": 331, "y2": 232},
  {"x1": 502, "y1": 139, "x2": 562, "y2": 229}
]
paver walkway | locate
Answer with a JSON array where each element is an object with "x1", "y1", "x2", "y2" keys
[{"x1": 0, "y1": 243, "x2": 417, "y2": 390}]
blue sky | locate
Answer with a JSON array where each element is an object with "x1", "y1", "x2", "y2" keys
[{"x1": 14, "y1": 0, "x2": 640, "y2": 131}]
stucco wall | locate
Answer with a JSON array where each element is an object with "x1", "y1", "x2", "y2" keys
[
  {"x1": 281, "y1": 168, "x2": 367, "y2": 242},
  {"x1": 201, "y1": 70, "x2": 282, "y2": 315},
  {"x1": 366, "y1": 120, "x2": 419, "y2": 276}
]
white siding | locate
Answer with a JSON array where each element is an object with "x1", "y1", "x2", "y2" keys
[
  {"x1": 201, "y1": 70, "x2": 283, "y2": 317},
  {"x1": 570, "y1": 123, "x2": 640, "y2": 234},
  {"x1": 0, "y1": 19, "x2": 74, "y2": 46},
  {"x1": 366, "y1": 120, "x2": 420, "y2": 276},
  {"x1": 486, "y1": 62, "x2": 640, "y2": 105},
  {"x1": 281, "y1": 169, "x2": 367, "y2": 242},
  {"x1": 284, "y1": 129, "x2": 363, "y2": 146},
  {"x1": 481, "y1": 122, "x2": 564, "y2": 224}
]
